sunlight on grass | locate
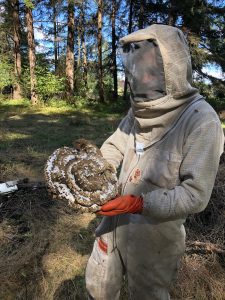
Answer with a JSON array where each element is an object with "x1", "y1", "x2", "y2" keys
[
  {"x1": 0, "y1": 96, "x2": 126, "y2": 121},
  {"x1": 7, "y1": 115, "x2": 23, "y2": 120},
  {"x1": 1, "y1": 132, "x2": 31, "y2": 141},
  {"x1": 0, "y1": 98, "x2": 123, "y2": 181},
  {"x1": 0, "y1": 98, "x2": 30, "y2": 107},
  {"x1": 222, "y1": 122, "x2": 225, "y2": 128},
  {"x1": 34, "y1": 105, "x2": 75, "y2": 115}
]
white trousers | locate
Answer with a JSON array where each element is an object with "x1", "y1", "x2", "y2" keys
[{"x1": 85, "y1": 215, "x2": 185, "y2": 300}]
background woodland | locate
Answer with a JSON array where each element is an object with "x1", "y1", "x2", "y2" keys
[
  {"x1": 0, "y1": 1, "x2": 225, "y2": 299},
  {"x1": 0, "y1": 0, "x2": 224, "y2": 110}
]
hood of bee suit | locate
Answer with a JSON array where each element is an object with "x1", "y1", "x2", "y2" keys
[{"x1": 119, "y1": 24, "x2": 203, "y2": 147}]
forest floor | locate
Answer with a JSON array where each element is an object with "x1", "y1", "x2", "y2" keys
[{"x1": 0, "y1": 98, "x2": 225, "y2": 300}]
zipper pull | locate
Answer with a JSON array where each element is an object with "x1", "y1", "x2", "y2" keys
[{"x1": 136, "y1": 142, "x2": 144, "y2": 156}]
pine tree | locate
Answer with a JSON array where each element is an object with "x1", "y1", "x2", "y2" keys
[
  {"x1": 25, "y1": 0, "x2": 38, "y2": 104},
  {"x1": 111, "y1": 0, "x2": 118, "y2": 99},
  {"x1": 97, "y1": 0, "x2": 105, "y2": 102},
  {"x1": 66, "y1": 0, "x2": 75, "y2": 100},
  {"x1": 11, "y1": 0, "x2": 22, "y2": 99}
]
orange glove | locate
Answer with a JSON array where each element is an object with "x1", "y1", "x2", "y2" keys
[{"x1": 97, "y1": 195, "x2": 143, "y2": 216}]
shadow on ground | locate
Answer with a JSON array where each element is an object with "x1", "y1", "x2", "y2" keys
[{"x1": 0, "y1": 103, "x2": 123, "y2": 181}]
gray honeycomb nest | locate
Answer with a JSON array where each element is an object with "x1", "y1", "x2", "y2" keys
[{"x1": 44, "y1": 139, "x2": 119, "y2": 212}]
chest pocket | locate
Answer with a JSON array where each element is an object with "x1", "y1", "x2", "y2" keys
[{"x1": 142, "y1": 150, "x2": 182, "y2": 189}]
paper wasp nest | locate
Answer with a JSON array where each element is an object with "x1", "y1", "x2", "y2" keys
[{"x1": 44, "y1": 139, "x2": 118, "y2": 212}]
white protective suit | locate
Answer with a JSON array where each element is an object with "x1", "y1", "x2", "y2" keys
[{"x1": 85, "y1": 24, "x2": 224, "y2": 300}]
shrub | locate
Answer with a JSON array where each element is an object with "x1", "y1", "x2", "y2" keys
[
  {"x1": 22, "y1": 66, "x2": 66, "y2": 101},
  {"x1": 0, "y1": 59, "x2": 13, "y2": 93}
]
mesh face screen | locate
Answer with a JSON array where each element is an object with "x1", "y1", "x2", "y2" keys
[{"x1": 120, "y1": 40, "x2": 166, "y2": 102}]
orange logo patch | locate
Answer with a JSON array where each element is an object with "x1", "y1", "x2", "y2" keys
[{"x1": 129, "y1": 168, "x2": 141, "y2": 184}]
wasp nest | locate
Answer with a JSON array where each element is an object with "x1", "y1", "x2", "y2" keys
[{"x1": 44, "y1": 139, "x2": 118, "y2": 212}]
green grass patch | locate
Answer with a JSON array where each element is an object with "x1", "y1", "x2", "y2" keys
[
  {"x1": 0, "y1": 97, "x2": 127, "y2": 181},
  {"x1": 1, "y1": 97, "x2": 223, "y2": 181}
]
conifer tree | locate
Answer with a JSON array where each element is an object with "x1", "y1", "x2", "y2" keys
[{"x1": 25, "y1": 0, "x2": 38, "y2": 104}]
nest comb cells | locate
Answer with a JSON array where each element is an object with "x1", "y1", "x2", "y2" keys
[{"x1": 44, "y1": 139, "x2": 119, "y2": 212}]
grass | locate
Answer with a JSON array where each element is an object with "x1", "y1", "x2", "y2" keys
[
  {"x1": 0, "y1": 97, "x2": 225, "y2": 300},
  {"x1": 0, "y1": 97, "x2": 128, "y2": 181},
  {"x1": 0, "y1": 97, "x2": 125, "y2": 299}
]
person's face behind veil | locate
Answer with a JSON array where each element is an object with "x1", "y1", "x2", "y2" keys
[{"x1": 120, "y1": 40, "x2": 166, "y2": 102}]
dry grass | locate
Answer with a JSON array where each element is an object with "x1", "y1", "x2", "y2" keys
[
  {"x1": 0, "y1": 100, "x2": 224, "y2": 299},
  {"x1": 171, "y1": 254, "x2": 225, "y2": 300},
  {"x1": 1, "y1": 176, "x2": 224, "y2": 299},
  {"x1": 0, "y1": 188, "x2": 100, "y2": 300},
  {"x1": 170, "y1": 153, "x2": 225, "y2": 300}
]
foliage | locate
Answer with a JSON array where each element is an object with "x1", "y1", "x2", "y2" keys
[
  {"x1": 0, "y1": 0, "x2": 224, "y2": 107},
  {"x1": 194, "y1": 81, "x2": 225, "y2": 111},
  {"x1": 24, "y1": 0, "x2": 35, "y2": 9},
  {"x1": 78, "y1": 65, "x2": 115, "y2": 102},
  {"x1": 0, "y1": 59, "x2": 13, "y2": 92},
  {"x1": 103, "y1": 72, "x2": 114, "y2": 99},
  {"x1": 36, "y1": 67, "x2": 65, "y2": 101},
  {"x1": 22, "y1": 66, "x2": 66, "y2": 101}
]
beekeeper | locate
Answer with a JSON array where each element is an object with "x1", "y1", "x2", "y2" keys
[{"x1": 85, "y1": 24, "x2": 224, "y2": 299}]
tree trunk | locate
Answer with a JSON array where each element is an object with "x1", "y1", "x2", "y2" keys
[
  {"x1": 11, "y1": 0, "x2": 22, "y2": 99},
  {"x1": 56, "y1": 18, "x2": 60, "y2": 59},
  {"x1": 111, "y1": 0, "x2": 118, "y2": 100},
  {"x1": 82, "y1": 42, "x2": 88, "y2": 88},
  {"x1": 97, "y1": 0, "x2": 104, "y2": 102},
  {"x1": 168, "y1": 0, "x2": 177, "y2": 26},
  {"x1": 123, "y1": 0, "x2": 133, "y2": 101},
  {"x1": 77, "y1": 34, "x2": 81, "y2": 68},
  {"x1": 138, "y1": 0, "x2": 145, "y2": 29},
  {"x1": 66, "y1": 0, "x2": 75, "y2": 100},
  {"x1": 53, "y1": 4, "x2": 58, "y2": 73},
  {"x1": 80, "y1": 2, "x2": 87, "y2": 87},
  {"x1": 25, "y1": 5, "x2": 38, "y2": 105}
]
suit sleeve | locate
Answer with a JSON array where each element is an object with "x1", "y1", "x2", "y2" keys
[
  {"x1": 100, "y1": 109, "x2": 134, "y2": 170},
  {"x1": 142, "y1": 120, "x2": 224, "y2": 221}
]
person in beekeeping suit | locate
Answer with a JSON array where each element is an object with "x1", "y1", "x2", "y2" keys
[{"x1": 85, "y1": 24, "x2": 224, "y2": 299}]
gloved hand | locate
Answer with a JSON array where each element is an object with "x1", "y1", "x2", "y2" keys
[{"x1": 97, "y1": 194, "x2": 143, "y2": 216}]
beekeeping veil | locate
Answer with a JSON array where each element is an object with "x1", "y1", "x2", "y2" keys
[
  {"x1": 119, "y1": 25, "x2": 202, "y2": 147},
  {"x1": 120, "y1": 39, "x2": 166, "y2": 102}
]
